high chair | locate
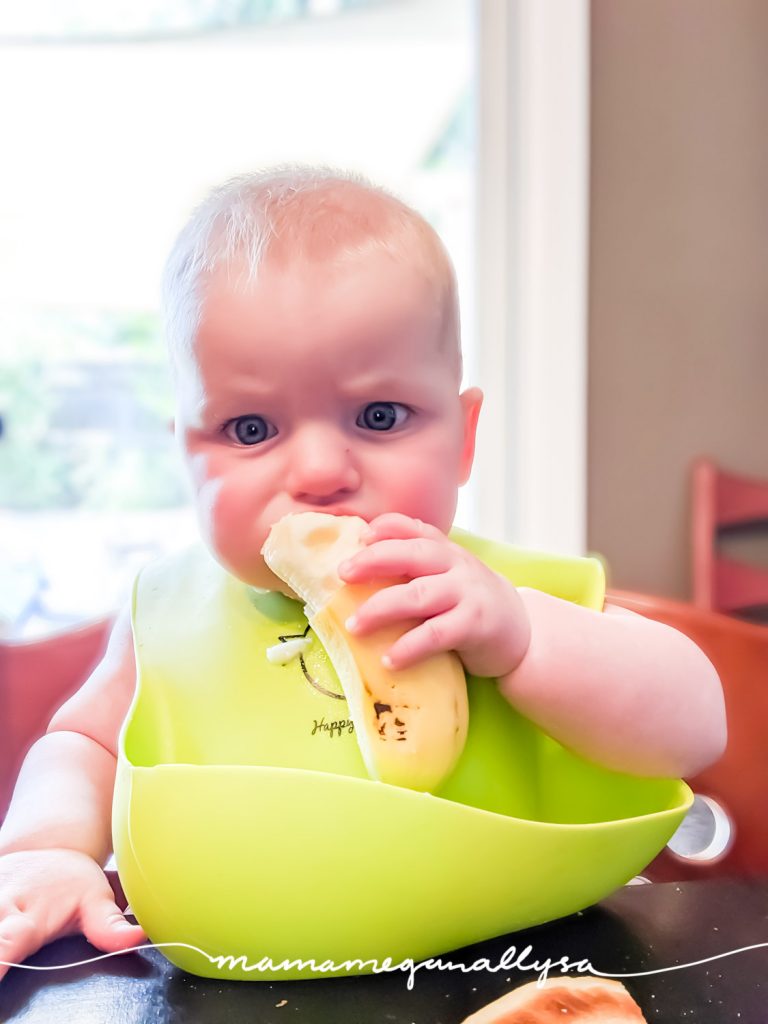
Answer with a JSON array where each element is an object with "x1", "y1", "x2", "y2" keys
[
  {"x1": 0, "y1": 618, "x2": 112, "y2": 822},
  {"x1": 607, "y1": 588, "x2": 768, "y2": 879},
  {"x1": 692, "y1": 457, "x2": 768, "y2": 615}
]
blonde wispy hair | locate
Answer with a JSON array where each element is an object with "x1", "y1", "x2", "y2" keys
[{"x1": 161, "y1": 165, "x2": 461, "y2": 376}]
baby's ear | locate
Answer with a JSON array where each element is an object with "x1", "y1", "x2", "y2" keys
[{"x1": 458, "y1": 387, "x2": 483, "y2": 485}]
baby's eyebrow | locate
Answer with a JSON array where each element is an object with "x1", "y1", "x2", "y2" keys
[
  {"x1": 194, "y1": 403, "x2": 263, "y2": 428},
  {"x1": 199, "y1": 383, "x2": 277, "y2": 414},
  {"x1": 336, "y1": 372, "x2": 410, "y2": 393}
]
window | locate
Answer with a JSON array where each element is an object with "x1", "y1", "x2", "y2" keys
[{"x1": 0, "y1": 0, "x2": 475, "y2": 636}]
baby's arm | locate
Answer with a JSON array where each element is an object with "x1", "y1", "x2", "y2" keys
[
  {"x1": 0, "y1": 606, "x2": 144, "y2": 981},
  {"x1": 498, "y1": 590, "x2": 727, "y2": 778}
]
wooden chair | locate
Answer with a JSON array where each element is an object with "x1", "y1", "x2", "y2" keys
[
  {"x1": 0, "y1": 618, "x2": 112, "y2": 822},
  {"x1": 608, "y1": 588, "x2": 768, "y2": 879},
  {"x1": 692, "y1": 457, "x2": 768, "y2": 615}
]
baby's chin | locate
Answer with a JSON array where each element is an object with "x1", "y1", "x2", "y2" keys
[
  {"x1": 266, "y1": 575, "x2": 301, "y2": 600},
  {"x1": 242, "y1": 561, "x2": 298, "y2": 597},
  {"x1": 207, "y1": 544, "x2": 297, "y2": 596}
]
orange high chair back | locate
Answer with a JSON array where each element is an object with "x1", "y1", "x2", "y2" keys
[
  {"x1": 608, "y1": 588, "x2": 768, "y2": 879},
  {"x1": 692, "y1": 458, "x2": 768, "y2": 616},
  {"x1": 0, "y1": 619, "x2": 112, "y2": 821}
]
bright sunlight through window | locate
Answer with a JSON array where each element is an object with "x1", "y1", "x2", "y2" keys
[{"x1": 0, "y1": 0, "x2": 475, "y2": 636}]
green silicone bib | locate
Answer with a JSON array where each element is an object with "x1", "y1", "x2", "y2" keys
[{"x1": 113, "y1": 531, "x2": 691, "y2": 980}]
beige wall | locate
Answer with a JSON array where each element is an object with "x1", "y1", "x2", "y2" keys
[{"x1": 588, "y1": 0, "x2": 768, "y2": 599}]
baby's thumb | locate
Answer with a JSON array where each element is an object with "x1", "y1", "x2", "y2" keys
[{"x1": 81, "y1": 895, "x2": 147, "y2": 953}]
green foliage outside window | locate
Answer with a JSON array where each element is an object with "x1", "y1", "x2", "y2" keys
[{"x1": 0, "y1": 310, "x2": 187, "y2": 511}]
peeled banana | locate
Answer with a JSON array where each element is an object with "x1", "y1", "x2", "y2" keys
[{"x1": 261, "y1": 512, "x2": 469, "y2": 792}]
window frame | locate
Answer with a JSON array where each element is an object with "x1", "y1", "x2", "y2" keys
[{"x1": 473, "y1": 0, "x2": 590, "y2": 556}]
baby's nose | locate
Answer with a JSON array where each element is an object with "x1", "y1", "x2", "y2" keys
[{"x1": 286, "y1": 426, "x2": 361, "y2": 502}]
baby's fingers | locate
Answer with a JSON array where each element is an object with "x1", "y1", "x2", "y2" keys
[
  {"x1": 0, "y1": 910, "x2": 41, "y2": 980},
  {"x1": 80, "y1": 894, "x2": 146, "y2": 954},
  {"x1": 383, "y1": 606, "x2": 467, "y2": 671},
  {"x1": 340, "y1": 538, "x2": 451, "y2": 583},
  {"x1": 348, "y1": 577, "x2": 457, "y2": 636},
  {"x1": 365, "y1": 513, "x2": 446, "y2": 543}
]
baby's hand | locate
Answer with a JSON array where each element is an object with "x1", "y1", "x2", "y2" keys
[
  {"x1": 338, "y1": 512, "x2": 531, "y2": 677},
  {"x1": 0, "y1": 849, "x2": 146, "y2": 982}
]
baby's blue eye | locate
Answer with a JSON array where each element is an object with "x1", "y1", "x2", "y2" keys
[
  {"x1": 357, "y1": 402, "x2": 409, "y2": 432},
  {"x1": 225, "y1": 415, "x2": 276, "y2": 446}
]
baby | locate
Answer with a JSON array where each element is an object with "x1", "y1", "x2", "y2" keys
[{"x1": 0, "y1": 167, "x2": 726, "y2": 979}]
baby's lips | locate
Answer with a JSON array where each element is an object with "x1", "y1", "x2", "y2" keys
[{"x1": 306, "y1": 505, "x2": 365, "y2": 519}]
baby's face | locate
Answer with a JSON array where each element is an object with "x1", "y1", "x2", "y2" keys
[{"x1": 174, "y1": 250, "x2": 482, "y2": 590}]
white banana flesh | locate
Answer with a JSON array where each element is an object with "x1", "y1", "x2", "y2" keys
[{"x1": 261, "y1": 512, "x2": 469, "y2": 792}]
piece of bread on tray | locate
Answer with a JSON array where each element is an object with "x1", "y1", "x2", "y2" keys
[{"x1": 461, "y1": 976, "x2": 647, "y2": 1023}]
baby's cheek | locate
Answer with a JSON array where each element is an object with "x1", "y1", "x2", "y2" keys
[
  {"x1": 192, "y1": 476, "x2": 238, "y2": 555},
  {"x1": 382, "y1": 457, "x2": 457, "y2": 532},
  {"x1": 188, "y1": 476, "x2": 220, "y2": 545},
  {"x1": 201, "y1": 477, "x2": 274, "y2": 584},
  {"x1": 207, "y1": 478, "x2": 251, "y2": 546}
]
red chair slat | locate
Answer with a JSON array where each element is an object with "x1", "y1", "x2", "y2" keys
[
  {"x1": 692, "y1": 458, "x2": 768, "y2": 615},
  {"x1": 716, "y1": 558, "x2": 768, "y2": 613},
  {"x1": 0, "y1": 619, "x2": 112, "y2": 822},
  {"x1": 716, "y1": 469, "x2": 768, "y2": 526},
  {"x1": 608, "y1": 588, "x2": 768, "y2": 880}
]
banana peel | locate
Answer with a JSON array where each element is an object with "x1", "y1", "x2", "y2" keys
[{"x1": 262, "y1": 511, "x2": 469, "y2": 792}]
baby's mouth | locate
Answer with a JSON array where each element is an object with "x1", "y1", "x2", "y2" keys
[{"x1": 295, "y1": 507, "x2": 366, "y2": 520}]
